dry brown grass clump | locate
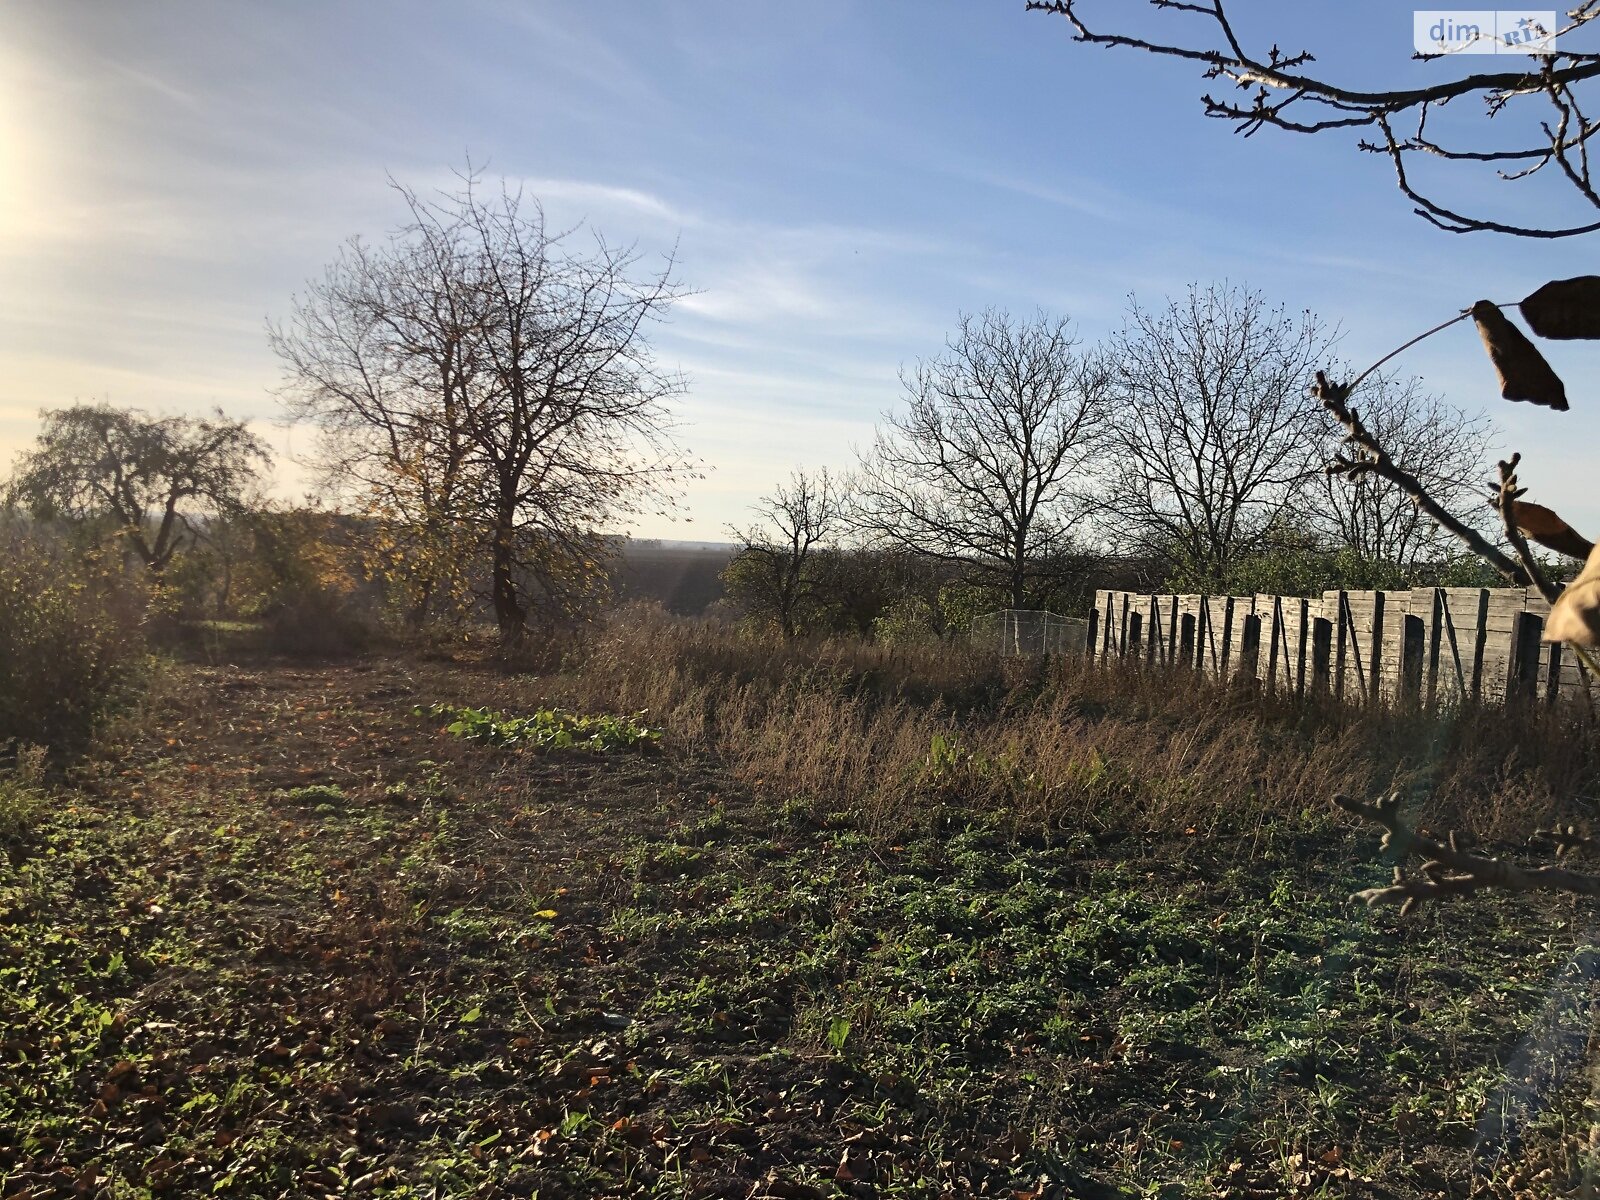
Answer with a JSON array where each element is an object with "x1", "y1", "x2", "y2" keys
[{"x1": 526, "y1": 604, "x2": 1599, "y2": 844}]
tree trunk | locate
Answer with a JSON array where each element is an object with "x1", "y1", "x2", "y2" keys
[
  {"x1": 408, "y1": 577, "x2": 435, "y2": 630},
  {"x1": 216, "y1": 553, "x2": 233, "y2": 619},
  {"x1": 490, "y1": 518, "x2": 526, "y2": 639}
]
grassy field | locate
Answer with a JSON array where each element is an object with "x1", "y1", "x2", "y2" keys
[{"x1": 3, "y1": 624, "x2": 1600, "y2": 1198}]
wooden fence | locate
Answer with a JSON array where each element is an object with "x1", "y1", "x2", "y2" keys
[{"x1": 1088, "y1": 587, "x2": 1592, "y2": 707}]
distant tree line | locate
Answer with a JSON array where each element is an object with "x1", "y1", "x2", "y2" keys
[
  {"x1": 722, "y1": 286, "x2": 1503, "y2": 640},
  {"x1": 0, "y1": 178, "x2": 1511, "y2": 658}
]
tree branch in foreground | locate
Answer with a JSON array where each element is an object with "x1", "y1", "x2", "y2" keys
[
  {"x1": 1315, "y1": 371, "x2": 1527, "y2": 584},
  {"x1": 1334, "y1": 792, "x2": 1600, "y2": 914},
  {"x1": 1494, "y1": 453, "x2": 1562, "y2": 605},
  {"x1": 1026, "y1": 0, "x2": 1600, "y2": 237}
]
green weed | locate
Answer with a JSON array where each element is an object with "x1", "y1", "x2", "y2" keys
[
  {"x1": 0, "y1": 745, "x2": 50, "y2": 843},
  {"x1": 422, "y1": 703, "x2": 661, "y2": 753}
]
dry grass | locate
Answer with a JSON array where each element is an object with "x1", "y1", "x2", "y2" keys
[
  {"x1": 528, "y1": 604, "x2": 1600, "y2": 845},
  {"x1": 12, "y1": 654, "x2": 1595, "y2": 1197}
]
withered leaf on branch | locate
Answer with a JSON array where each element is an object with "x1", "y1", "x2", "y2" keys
[
  {"x1": 1520, "y1": 276, "x2": 1600, "y2": 341},
  {"x1": 1507, "y1": 499, "x2": 1595, "y2": 561},
  {"x1": 1545, "y1": 542, "x2": 1600, "y2": 647},
  {"x1": 1471, "y1": 300, "x2": 1569, "y2": 411}
]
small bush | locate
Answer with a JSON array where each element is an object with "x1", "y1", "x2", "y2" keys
[
  {"x1": 243, "y1": 509, "x2": 375, "y2": 658},
  {"x1": 0, "y1": 524, "x2": 147, "y2": 753},
  {"x1": 261, "y1": 590, "x2": 372, "y2": 658},
  {"x1": 0, "y1": 745, "x2": 50, "y2": 843},
  {"x1": 271, "y1": 784, "x2": 348, "y2": 805}
]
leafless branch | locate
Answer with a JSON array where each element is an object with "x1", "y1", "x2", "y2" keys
[
  {"x1": 1315, "y1": 371, "x2": 1526, "y2": 582},
  {"x1": 1335, "y1": 792, "x2": 1600, "y2": 914},
  {"x1": 1493, "y1": 453, "x2": 1562, "y2": 604},
  {"x1": 1312, "y1": 373, "x2": 1494, "y2": 568},
  {"x1": 1028, "y1": 0, "x2": 1600, "y2": 236}
]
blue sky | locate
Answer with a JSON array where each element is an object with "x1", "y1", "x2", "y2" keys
[{"x1": 2, "y1": 1, "x2": 1598, "y2": 540}]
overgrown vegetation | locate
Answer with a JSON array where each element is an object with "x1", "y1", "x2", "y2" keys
[
  {"x1": 427, "y1": 703, "x2": 661, "y2": 753},
  {"x1": 0, "y1": 523, "x2": 148, "y2": 753},
  {"x1": 2, "y1": 636, "x2": 1597, "y2": 1197},
  {"x1": 551, "y1": 607, "x2": 1595, "y2": 845},
  {"x1": 0, "y1": 746, "x2": 49, "y2": 845}
]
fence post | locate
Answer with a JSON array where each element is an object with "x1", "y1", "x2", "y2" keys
[
  {"x1": 1311, "y1": 616, "x2": 1333, "y2": 695},
  {"x1": 1219, "y1": 598, "x2": 1235, "y2": 677},
  {"x1": 1085, "y1": 606, "x2": 1098, "y2": 661},
  {"x1": 1238, "y1": 614, "x2": 1261, "y2": 682},
  {"x1": 1425, "y1": 588, "x2": 1443, "y2": 706},
  {"x1": 1332, "y1": 592, "x2": 1350, "y2": 702},
  {"x1": 1471, "y1": 589, "x2": 1490, "y2": 702},
  {"x1": 1263, "y1": 598, "x2": 1281, "y2": 691},
  {"x1": 1546, "y1": 638, "x2": 1564, "y2": 707},
  {"x1": 1510, "y1": 610, "x2": 1543, "y2": 701},
  {"x1": 1179, "y1": 612, "x2": 1196, "y2": 667},
  {"x1": 1128, "y1": 612, "x2": 1143, "y2": 659},
  {"x1": 1280, "y1": 598, "x2": 1305, "y2": 694},
  {"x1": 1370, "y1": 591, "x2": 1386, "y2": 704},
  {"x1": 1401, "y1": 614, "x2": 1425, "y2": 706}
]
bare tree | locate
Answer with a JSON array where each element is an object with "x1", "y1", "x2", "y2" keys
[
  {"x1": 271, "y1": 213, "x2": 485, "y2": 626},
  {"x1": 1311, "y1": 372, "x2": 1495, "y2": 570},
  {"x1": 276, "y1": 172, "x2": 694, "y2": 639},
  {"x1": 1027, "y1": 1, "x2": 1600, "y2": 238},
  {"x1": 852, "y1": 309, "x2": 1110, "y2": 610},
  {"x1": 723, "y1": 468, "x2": 848, "y2": 639},
  {"x1": 1097, "y1": 283, "x2": 1332, "y2": 589},
  {"x1": 6, "y1": 404, "x2": 271, "y2": 576}
]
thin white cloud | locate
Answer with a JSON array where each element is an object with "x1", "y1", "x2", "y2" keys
[
  {"x1": 522, "y1": 178, "x2": 694, "y2": 226},
  {"x1": 475, "y1": 1, "x2": 661, "y2": 106},
  {"x1": 966, "y1": 169, "x2": 1132, "y2": 224},
  {"x1": 108, "y1": 63, "x2": 201, "y2": 109}
]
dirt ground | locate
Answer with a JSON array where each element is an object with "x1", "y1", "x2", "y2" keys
[{"x1": 3, "y1": 652, "x2": 1598, "y2": 1199}]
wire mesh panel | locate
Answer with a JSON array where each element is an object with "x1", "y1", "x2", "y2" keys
[{"x1": 970, "y1": 610, "x2": 1089, "y2": 657}]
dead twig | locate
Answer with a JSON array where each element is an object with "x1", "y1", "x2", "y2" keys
[
  {"x1": 1494, "y1": 453, "x2": 1562, "y2": 604},
  {"x1": 1335, "y1": 791, "x2": 1600, "y2": 914},
  {"x1": 1316, "y1": 372, "x2": 1526, "y2": 583}
]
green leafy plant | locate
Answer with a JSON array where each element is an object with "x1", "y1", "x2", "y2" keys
[
  {"x1": 0, "y1": 744, "x2": 50, "y2": 843},
  {"x1": 422, "y1": 703, "x2": 661, "y2": 753},
  {"x1": 271, "y1": 783, "x2": 347, "y2": 805}
]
